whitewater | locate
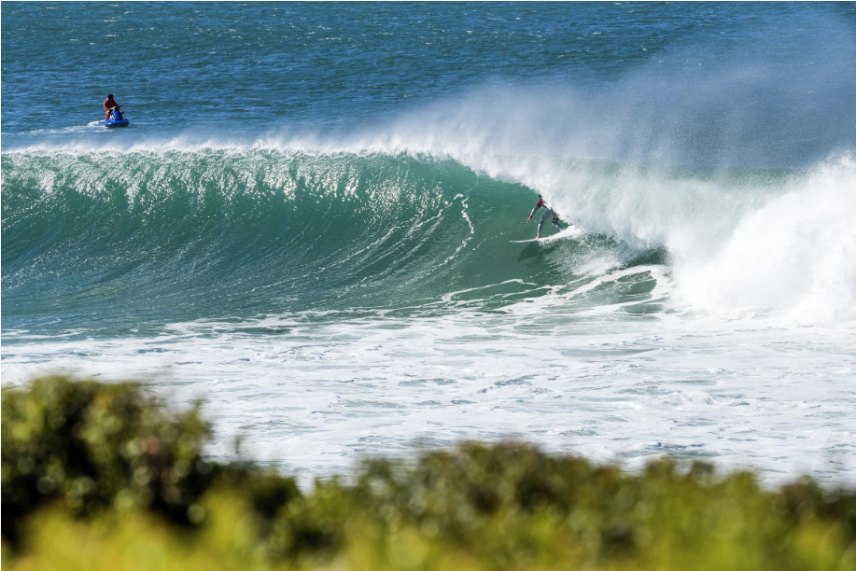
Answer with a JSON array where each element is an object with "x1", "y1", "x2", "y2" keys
[{"x1": 3, "y1": 2, "x2": 855, "y2": 485}]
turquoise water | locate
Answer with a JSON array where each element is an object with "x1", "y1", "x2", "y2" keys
[
  {"x1": 2, "y1": 151, "x2": 666, "y2": 336},
  {"x1": 3, "y1": 2, "x2": 856, "y2": 483}
]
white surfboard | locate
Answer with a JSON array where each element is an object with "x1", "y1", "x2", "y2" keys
[{"x1": 510, "y1": 226, "x2": 582, "y2": 244}]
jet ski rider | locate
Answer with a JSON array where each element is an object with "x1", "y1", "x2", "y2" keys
[
  {"x1": 104, "y1": 94, "x2": 121, "y2": 121},
  {"x1": 526, "y1": 194, "x2": 566, "y2": 239}
]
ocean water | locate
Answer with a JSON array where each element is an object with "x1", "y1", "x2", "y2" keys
[{"x1": 3, "y1": 2, "x2": 856, "y2": 484}]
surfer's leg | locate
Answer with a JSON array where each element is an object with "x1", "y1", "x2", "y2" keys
[
  {"x1": 552, "y1": 214, "x2": 565, "y2": 231},
  {"x1": 537, "y1": 210, "x2": 551, "y2": 238}
]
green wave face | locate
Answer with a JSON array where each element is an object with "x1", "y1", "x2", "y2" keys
[{"x1": 3, "y1": 151, "x2": 653, "y2": 336}]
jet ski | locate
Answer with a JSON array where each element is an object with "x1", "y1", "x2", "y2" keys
[{"x1": 96, "y1": 108, "x2": 130, "y2": 128}]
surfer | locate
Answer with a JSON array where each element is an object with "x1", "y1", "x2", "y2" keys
[
  {"x1": 526, "y1": 195, "x2": 566, "y2": 239},
  {"x1": 103, "y1": 94, "x2": 121, "y2": 121}
]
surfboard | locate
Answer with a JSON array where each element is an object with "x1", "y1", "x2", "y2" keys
[{"x1": 510, "y1": 226, "x2": 582, "y2": 244}]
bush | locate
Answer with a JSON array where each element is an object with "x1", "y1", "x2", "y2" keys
[
  {"x1": 1, "y1": 376, "x2": 214, "y2": 540},
  {"x1": 3, "y1": 376, "x2": 856, "y2": 571}
]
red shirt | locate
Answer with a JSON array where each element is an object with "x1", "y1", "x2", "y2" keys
[
  {"x1": 528, "y1": 197, "x2": 548, "y2": 220},
  {"x1": 104, "y1": 97, "x2": 120, "y2": 112}
]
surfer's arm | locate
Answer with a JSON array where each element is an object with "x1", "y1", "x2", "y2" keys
[{"x1": 527, "y1": 204, "x2": 540, "y2": 222}]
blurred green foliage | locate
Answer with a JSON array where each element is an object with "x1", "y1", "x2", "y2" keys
[
  {"x1": 3, "y1": 376, "x2": 856, "y2": 570},
  {"x1": 1, "y1": 376, "x2": 214, "y2": 539}
]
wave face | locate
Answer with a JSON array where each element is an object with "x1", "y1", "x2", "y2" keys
[
  {"x1": 5, "y1": 147, "x2": 855, "y2": 338},
  {"x1": 0, "y1": 150, "x2": 656, "y2": 336}
]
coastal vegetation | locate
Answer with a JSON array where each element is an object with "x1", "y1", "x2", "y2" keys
[{"x1": 3, "y1": 376, "x2": 855, "y2": 570}]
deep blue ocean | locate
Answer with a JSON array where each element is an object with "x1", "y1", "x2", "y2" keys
[{"x1": 3, "y1": 2, "x2": 856, "y2": 483}]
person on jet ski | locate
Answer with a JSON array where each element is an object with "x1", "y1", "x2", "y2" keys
[{"x1": 104, "y1": 94, "x2": 121, "y2": 120}]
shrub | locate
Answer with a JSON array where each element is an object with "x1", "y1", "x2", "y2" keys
[
  {"x1": 3, "y1": 376, "x2": 856, "y2": 571},
  {"x1": 1, "y1": 376, "x2": 213, "y2": 540}
]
